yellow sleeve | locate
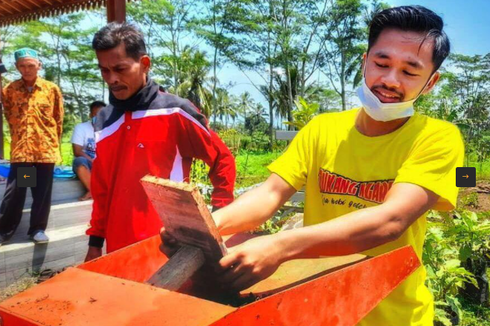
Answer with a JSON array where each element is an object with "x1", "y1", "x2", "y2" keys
[
  {"x1": 394, "y1": 124, "x2": 464, "y2": 211},
  {"x1": 268, "y1": 117, "x2": 319, "y2": 190}
]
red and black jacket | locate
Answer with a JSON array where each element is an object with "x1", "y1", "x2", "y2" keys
[{"x1": 87, "y1": 79, "x2": 236, "y2": 253}]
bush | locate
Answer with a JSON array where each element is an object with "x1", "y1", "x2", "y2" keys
[{"x1": 424, "y1": 210, "x2": 490, "y2": 325}]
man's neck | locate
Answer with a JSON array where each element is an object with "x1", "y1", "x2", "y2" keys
[
  {"x1": 355, "y1": 109, "x2": 410, "y2": 137},
  {"x1": 22, "y1": 77, "x2": 38, "y2": 88}
]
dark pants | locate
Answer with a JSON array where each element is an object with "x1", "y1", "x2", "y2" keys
[{"x1": 0, "y1": 163, "x2": 54, "y2": 236}]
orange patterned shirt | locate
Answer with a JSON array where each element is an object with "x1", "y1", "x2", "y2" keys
[{"x1": 2, "y1": 77, "x2": 64, "y2": 163}]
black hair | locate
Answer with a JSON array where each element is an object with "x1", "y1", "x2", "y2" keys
[
  {"x1": 92, "y1": 22, "x2": 147, "y2": 60},
  {"x1": 89, "y1": 101, "x2": 106, "y2": 112},
  {"x1": 368, "y1": 5, "x2": 450, "y2": 71}
]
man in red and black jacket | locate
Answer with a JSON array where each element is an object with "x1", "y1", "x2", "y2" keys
[{"x1": 85, "y1": 23, "x2": 236, "y2": 261}]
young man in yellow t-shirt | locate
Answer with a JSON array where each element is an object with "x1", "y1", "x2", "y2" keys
[{"x1": 162, "y1": 5, "x2": 463, "y2": 326}]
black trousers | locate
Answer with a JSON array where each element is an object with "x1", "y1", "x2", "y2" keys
[{"x1": 0, "y1": 163, "x2": 54, "y2": 236}]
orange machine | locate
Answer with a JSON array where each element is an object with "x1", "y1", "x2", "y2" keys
[{"x1": 0, "y1": 233, "x2": 419, "y2": 326}]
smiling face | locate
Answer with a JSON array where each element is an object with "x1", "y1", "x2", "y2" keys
[
  {"x1": 364, "y1": 28, "x2": 440, "y2": 103},
  {"x1": 96, "y1": 43, "x2": 150, "y2": 100},
  {"x1": 16, "y1": 57, "x2": 41, "y2": 84}
]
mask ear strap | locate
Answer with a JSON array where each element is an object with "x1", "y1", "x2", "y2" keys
[{"x1": 414, "y1": 73, "x2": 435, "y2": 99}]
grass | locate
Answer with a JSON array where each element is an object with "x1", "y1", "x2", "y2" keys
[
  {"x1": 235, "y1": 150, "x2": 282, "y2": 188},
  {"x1": 469, "y1": 161, "x2": 490, "y2": 180},
  {"x1": 3, "y1": 141, "x2": 74, "y2": 166}
]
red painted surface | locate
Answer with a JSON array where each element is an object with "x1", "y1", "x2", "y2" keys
[
  {"x1": 0, "y1": 268, "x2": 235, "y2": 326},
  {"x1": 0, "y1": 230, "x2": 420, "y2": 326},
  {"x1": 79, "y1": 235, "x2": 169, "y2": 283},
  {"x1": 0, "y1": 309, "x2": 42, "y2": 326},
  {"x1": 210, "y1": 246, "x2": 419, "y2": 326}
]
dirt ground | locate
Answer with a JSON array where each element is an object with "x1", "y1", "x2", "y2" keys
[{"x1": 458, "y1": 180, "x2": 490, "y2": 213}]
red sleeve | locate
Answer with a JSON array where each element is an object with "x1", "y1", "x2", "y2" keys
[
  {"x1": 86, "y1": 153, "x2": 108, "y2": 246},
  {"x1": 176, "y1": 112, "x2": 236, "y2": 208}
]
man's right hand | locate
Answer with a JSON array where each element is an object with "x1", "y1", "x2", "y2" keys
[
  {"x1": 159, "y1": 227, "x2": 180, "y2": 257},
  {"x1": 85, "y1": 246, "x2": 102, "y2": 262}
]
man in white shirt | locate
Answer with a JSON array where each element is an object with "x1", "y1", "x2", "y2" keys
[{"x1": 71, "y1": 101, "x2": 105, "y2": 201}]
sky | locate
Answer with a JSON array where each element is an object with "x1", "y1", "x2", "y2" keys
[
  {"x1": 389, "y1": 0, "x2": 490, "y2": 56},
  {"x1": 219, "y1": 0, "x2": 490, "y2": 110},
  {"x1": 6, "y1": 1, "x2": 487, "y2": 115}
]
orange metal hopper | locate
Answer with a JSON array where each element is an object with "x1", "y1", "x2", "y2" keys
[{"x1": 0, "y1": 234, "x2": 419, "y2": 326}]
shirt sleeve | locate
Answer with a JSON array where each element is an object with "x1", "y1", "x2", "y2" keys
[
  {"x1": 267, "y1": 116, "x2": 319, "y2": 190},
  {"x1": 394, "y1": 124, "x2": 464, "y2": 211},
  {"x1": 86, "y1": 150, "x2": 108, "y2": 247},
  {"x1": 175, "y1": 102, "x2": 236, "y2": 208},
  {"x1": 2, "y1": 85, "x2": 12, "y2": 123},
  {"x1": 71, "y1": 124, "x2": 84, "y2": 146}
]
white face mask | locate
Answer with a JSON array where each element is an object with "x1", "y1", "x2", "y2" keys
[{"x1": 357, "y1": 71, "x2": 434, "y2": 122}]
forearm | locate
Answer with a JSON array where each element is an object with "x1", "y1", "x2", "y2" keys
[
  {"x1": 214, "y1": 175, "x2": 296, "y2": 235},
  {"x1": 276, "y1": 203, "x2": 404, "y2": 261},
  {"x1": 73, "y1": 146, "x2": 93, "y2": 162}
]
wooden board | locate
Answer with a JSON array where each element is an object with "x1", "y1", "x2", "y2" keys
[
  {"x1": 141, "y1": 176, "x2": 227, "y2": 262},
  {"x1": 240, "y1": 254, "x2": 367, "y2": 297}
]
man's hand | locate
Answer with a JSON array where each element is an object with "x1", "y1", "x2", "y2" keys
[
  {"x1": 85, "y1": 246, "x2": 102, "y2": 262},
  {"x1": 159, "y1": 227, "x2": 180, "y2": 257},
  {"x1": 217, "y1": 234, "x2": 285, "y2": 291}
]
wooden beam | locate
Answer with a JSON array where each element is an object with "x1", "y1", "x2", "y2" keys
[
  {"x1": 3, "y1": 2, "x2": 23, "y2": 14},
  {"x1": 140, "y1": 176, "x2": 227, "y2": 262},
  {"x1": 146, "y1": 245, "x2": 205, "y2": 291},
  {"x1": 0, "y1": 5, "x2": 15, "y2": 15},
  {"x1": 13, "y1": 0, "x2": 33, "y2": 11},
  {"x1": 141, "y1": 176, "x2": 227, "y2": 291},
  {"x1": 107, "y1": 0, "x2": 126, "y2": 23},
  {"x1": 23, "y1": 0, "x2": 42, "y2": 9}
]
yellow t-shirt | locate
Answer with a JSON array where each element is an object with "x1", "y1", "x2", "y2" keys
[{"x1": 268, "y1": 108, "x2": 464, "y2": 326}]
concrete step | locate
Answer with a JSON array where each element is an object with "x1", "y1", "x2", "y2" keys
[
  {"x1": 12, "y1": 199, "x2": 93, "y2": 239},
  {"x1": 0, "y1": 178, "x2": 86, "y2": 209},
  {"x1": 0, "y1": 224, "x2": 91, "y2": 288}
]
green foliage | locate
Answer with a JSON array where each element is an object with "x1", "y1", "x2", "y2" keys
[
  {"x1": 284, "y1": 96, "x2": 320, "y2": 130},
  {"x1": 424, "y1": 210, "x2": 490, "y2": 325}
]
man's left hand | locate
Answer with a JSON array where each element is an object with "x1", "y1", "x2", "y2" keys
[{"x1": 217, "y1": 234, "x2": 285, "y2": 291}]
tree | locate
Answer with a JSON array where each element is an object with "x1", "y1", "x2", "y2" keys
[
  {"x1": 214, "y1": 88, "x2": 237, "y2": 127},
  {"x1": 175, "y1": 47, "x2": 214, "y2": 117},
  {"x1": 128, "y1": 0, "x2": 198, "y2": 93},
  {"x1": 320, "y1": 0, "x2": 365, "y2": 111},
  {"x1": 191, "y1": 0, "x2": 235, "y2": 111}
]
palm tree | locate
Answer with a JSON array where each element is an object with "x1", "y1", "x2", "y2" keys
[
  {"x1": 236, "y1": 92, "x2": 253, "y2": 121},
  {"x1": 214, "y1": 88, "x2": 238, "y2": 128},
  {"x1": 176, "y1": 46, "x2": 214, "y2": 117}
]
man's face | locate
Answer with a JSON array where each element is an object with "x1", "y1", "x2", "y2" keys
[
  {"x1": 364, "y1": 28, "x2": 440, "y2": 103},
  {"x1": 96, "y1": 43, "x2": 150, "y2": 100},
  {"x1": 16, "y1": 58, "x2": 41, "y2": 84},
  {"x1": 90, "y1": 105, "x2": 103, "y2": 118}
]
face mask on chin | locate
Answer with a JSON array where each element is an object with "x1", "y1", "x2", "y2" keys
[{"x1": 357, "y1": 69, "x2": 434, "y2": 122}]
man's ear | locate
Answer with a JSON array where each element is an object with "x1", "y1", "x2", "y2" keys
[
  {"x1": 140, "y1": 55, "x2": 151, "y2": 73},
  {"x1": 422, "y1": 72, "x2": 440, "y2": 95}
]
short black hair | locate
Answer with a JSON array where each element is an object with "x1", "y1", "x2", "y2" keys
[
  {"x1": 368, "y1": 5, "x2": 450, "y2": 71},
  {"x1": 90, "y1": 101, "x2": 106, "y2": 112},
  {"x1": 92, "y1": 22, "x2": 147, "y2": 60}
]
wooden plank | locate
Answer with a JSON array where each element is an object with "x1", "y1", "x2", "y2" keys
[
  {"x1": 240, "y1": 254, "x2": 367, "y2": 297},
  {"x1": 147, "y1": 245, "x2": 205, "y2": 291},
  {"x1": 141, "y1": 176, "x2": 227, "y2": 262},
  {"x1": 275, "y1": 130, "x2": 298, "y2": 141},
  {"x1": 107, "y1": 0, "x2": 126, "y2": 22}
]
